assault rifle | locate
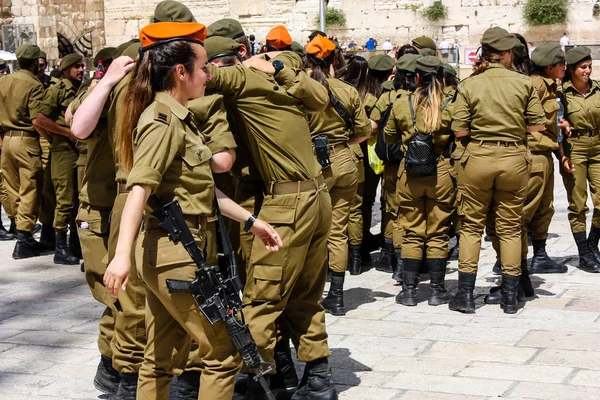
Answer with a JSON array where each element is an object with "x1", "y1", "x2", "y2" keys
[{"x1": 153, "y1": 200, "x2": 275, "y2": 400}]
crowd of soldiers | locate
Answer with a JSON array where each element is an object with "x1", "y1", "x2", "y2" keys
[{"x1": 1, "y1": 0, "x2": 599, "y2": 399}]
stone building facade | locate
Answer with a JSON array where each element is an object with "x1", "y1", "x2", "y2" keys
[{"x1": 1, "y1": 0, "x2": 599, "y2": 64}]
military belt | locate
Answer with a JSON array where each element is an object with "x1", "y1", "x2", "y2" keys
[
  {"x1": 5, "y1": 130, "x2": 37, "y2": 139},
  {"x1": 570, "y1": 128, "x2": 599, "y2": 138},
  {"x1": 143, "y1": 214, "x2": 208, "y2": 232},
  {"x1": 530, "y1": 150, "x2": 553, "y2": 156},
  {"x1": 328, "y1": 142, "x2": 349, "y2": 154},
  {"x1": 470, "y1": 139, "x2": 523, "y2": 147},
  {"x1": 266, "y1": 175, "x2": 325, "y2": 196}
]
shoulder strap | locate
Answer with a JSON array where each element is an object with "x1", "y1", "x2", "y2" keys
[
  {"x1": 154, "y1": 102, "x2": 171, "y2": 125},
  {"x1": 441, "y1": 96, "x2": 453, "y2": 112},
  {"x1": 407, "y1": 94, "x2": 417, "y2": 132},
  {"x1": 329, "y1": 92, "x2": 352, "y2": 131}
]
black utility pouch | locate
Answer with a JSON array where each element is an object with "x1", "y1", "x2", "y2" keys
[
  {"x1": 405, "y1": 94, "x2": 437, "y2": 177},
  {"x1": 313, "y1": 134, "x2": 331, "y2": 169}
]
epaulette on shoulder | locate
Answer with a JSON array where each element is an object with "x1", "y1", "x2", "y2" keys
[{"x1": 154, "y1": 102, "x2": 171, "y2": 125}]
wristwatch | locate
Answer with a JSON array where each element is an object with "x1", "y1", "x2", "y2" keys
[
  {"x1": 244, "y1": 214, "x2": 258, "y2": 232},
  {"x1": 272, "y1": 60, "x2": 284, "y2": 77}
]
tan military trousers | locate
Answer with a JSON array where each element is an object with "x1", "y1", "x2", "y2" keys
[
  {"x1": 1, "y1": 134, "x2": 43, "y2": 231},
  {"x1": 455, "y1": 142, "x2": 531, "y2": 277},
  {"x1": 397, "y1": 158, "x2": 456, "y2": 260},
  {"x1": 321, "y1": 146, "x2": 359, "y2": 273},
  {"x1": 0, "y1": 149, "x2": 14, "y2": 219},
  {"x1": 39, "y1": 137, "x2": 55, "y2": 225},
  {"x1": 242, "y1": 185, "x2": 332, "y2": 364},
  {"x1": 51, "y1": 147, "x2": 78, "y2": 231},
  {"x1": 561, "y1": 134, "x2": 600, "y2": 233},
  {"x1": 107, "y1": 192, "x2": 147, "y2": 373},
  {"x1": 234, "y1": 180, "x2": 265, "y2": 285},
  {"x1": 348, "y1": 144, "x2": 365, "y2": 246},
  {"x1": 136, "y1": 226, "x2": 241, "y2": 400},
  {"x1": 77, "y1": 206, "x2": 116, "y2": 359},
  {"x1": 487, "y1": 152, "x2": 555, "y2": 259},
  {"x1": 382, "y1": 162, "x2": 400, "y2": 240}
]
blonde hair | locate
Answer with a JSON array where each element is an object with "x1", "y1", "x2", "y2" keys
[{"x1": 412, "y1": 71, "x2": 444, "y2": 132}]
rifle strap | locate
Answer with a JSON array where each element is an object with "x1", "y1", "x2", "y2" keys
[
  {"x1": 329, "y1": 91, "x2": 352, "y2": 131},
  {"x1": 214, "y1": 196, "x2": 234, "y2": 257}
]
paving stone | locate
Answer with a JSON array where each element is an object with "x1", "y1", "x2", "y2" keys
[
  {"x1": 333, "y1": 369, "x2": 397, "y2": 387},
  {"x1": 508, "y1": 381, "x2": 600, "y2": 400},
  {"x1": 422, "y1": 342, "x2": 537, "y2": 364},
  {"x1": 0, "y1": 345, "x2": 98, "y2": 364},
  {"x1": 413, "y1": 325, "x2": 529, "y2": 346},
  {"x1": 0, "y1": 358, "x2": 56, "y2": 374},
  {"x1": 402, "y1": 391, "x2": 486, "y2": 400},
  {"x1": 568, "y1": 369, "x2": 600, "y2": 387},
  {"x1": 371, "y1": 356, "x2": 469, "y2": 375},
  {"x1": 335, "y1": 336, "x2": 431, "y2": 356},
  {"x1": 465, "y1": 315, "x2": 600, "y2": 334},
  {"x1": 337, "y1": 385, "x2": 400, "y2": 400},
  {"x1": 531, "y1": 348, "x2": 600, "y2": 370},
  {"x1": 343, "y1": 309, "x2": 392, "y2": 320},
  {"x1": 518, "y1": 330, "x2": 600, "y2": 350},
  {"x1": 564, "y1": 298, "x2": 600, "y2": 312},
  {"x1": 0, "y1": 300, "x2": 75, "y2": 316},
  {"x1": 383, "y1": 372, "x2": 514, "y2": 397},
  {"x1": 382, "y1": 310, "x2": 474, "y2": 326},
  {"x1": 457, "y1": 361, "x2": 572, "y2": 383},
  {"x1": 36, "y1": 377, "x2": 103, "y2": 398},
  {"x1": 0, "y1": 328, "x2": 23, "y2": 340},
  {"x1": 0, "y1": 314, "x2": 91, "y2": 332},
  {"x1": 521, "y1": 297, "x2": 571, "y2": 309},
  {"x1": 0, "y1": 372, "x2": 56, "y2": 395},
  {"x1": 326, "y1": 318, "x2": 427, "y2": 338},
  {"x1": 515, "y1": 308, "x2": 600, "y2": 322}
]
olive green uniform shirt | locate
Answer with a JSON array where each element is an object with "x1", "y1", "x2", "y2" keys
[
  {"x1": 127, "y1": 92, "x2": 214, "y2": 217},
  {"x1": 207, "y1": 64, "x2": 328, "y2": 183},
  {"x1": 188, "y1": 94, "x2": 237, "y2": 155},
  {"x1": 0, "y1": 70, "x2": 44, "y2": 132},
  {"x1": 528, "y1": 75, "x2": 560, "y2": 152},
  {"x1": 384, "y1": 92, "x2": 454, "y2": 155},
  {"x1": 452, "y1": 64, "x2": 547, "y2": 141},
  {"x1": 39, "y1": 77, "x2": 79, "y2": 151},
  {"x1": 560, "y1": 80, "x2": 600, "y2": 132},
  {"x1": 39, "y1": 73, "x2": 52, "y2": 90},
  {"x1": 370, "y1": 88, "x2": 406, "y2": 124},
  {"x1": 70, "y1": 90, "x2": 117, "y2": 208},
  {"x1": 307, "y1": 77, "x2": 371, "y2": 145}
]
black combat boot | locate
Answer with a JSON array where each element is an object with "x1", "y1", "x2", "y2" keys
[
  {"x1": 175, "y1": 370, "x2": 200, "y2": 400},
  {"x1": 271, "y1": 339, "x2": 299, "y2": 396},
  {"x1": 395, "y1": 259, "x2": 420, "y2": 306},
  {"x1": 0, "y1": 220, "x2": 14, "y2": 241},
  {"x1": 588, "y1": 226, "x2": 600, "y2": 264},
  {"x1": 12, "y1": 230, "x2": 41, "y2": 259},
  {"x1": 485, "y1": 260, "x2": 530, "y2": 304},
  {"x1": 492, "y1": 259, "x2": 501, "y2": 275},
  {"x1": 574, "y1": 232, "x2": 600, "y2": 273},
  {"x1": 448, "y1": 272, "x2": 476, "y2": 314},
  {"x1": 321, "y1": 271, "x2": 345, "y2": 316},
  {"x1": 392, "y1": 248, "x2": 403, "y2": 282},
  {"x1": 500, "y1": 274, "x2": 520, "y2": 314},
  {"x1": 530, "y1": 239, "x2": 567, "y2": 274},
  {"x1": 347, "y1": 245, "x2": 362, "y2": 275},
  {"x1": 32, "y1": 223, "x2": 42, "y2": 235},
  {"x1": 292, "y1": 358, "x2": 338, "y2": 400},
  {"x1": 93, "y1": 355, "x2": 120, "y2": 394},
  {"x1": 54, "y1": 229, "x2": 80, "y2": 265},
  {"x1": 376, "y1": 238, "x2": 395, "y2": 273},
  {"x1": 428, "y1": 259, "x2": 449, "y2": 306},
  {"x1": 111, "y1": 372, "x2": 137, "y2": 400},
  {"x1": 39, "y1": 223, "x2": 55, "y2": 254},
  {"x1": 69, "y1": 228, "x2": 83, "y2": 259},
  {"x1": 8, "y1": 218, "x2": 16, "y2": 235}
]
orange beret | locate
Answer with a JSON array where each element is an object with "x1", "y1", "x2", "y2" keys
[
  {"x1": 266, "y1": 25, "x2": 293, "y2": 50},
  {"x1": 139, "y1": 22, "x2": 207, "y2": 48},
  {"x1": 306, "y1": 35, "x2": 336, "y2": 60}
]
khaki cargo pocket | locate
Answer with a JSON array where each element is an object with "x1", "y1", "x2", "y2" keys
[
  {"x1": 259, "y1": 195, "x2": 297, "y2": 225},
  {"x1": 145, "y1": 231, "x2": 198, "y2": 269},
  {"x1": 543, "y1": 99, "x2": 560, "y2": 116},
  {"x1": 251, "y1": 265, "x2": 283, "y2": 302},
  {"x1": 456, "y1": 191, "x2": 465, "y2": 217},
  {"x1": 85, "y1": 218, "x2": 110, "y2": 236}
]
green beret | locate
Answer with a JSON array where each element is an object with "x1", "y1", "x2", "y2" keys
[
  {"x1": 382, "y1": 80, "x2": 395, "y2": 92},
  {"x1": 50, "y1": 69, "x2": 62, "y2": 78},
  {"x1": 531, "y1": 43, "x2": 564, "y2": 67},
  {"x1": 416, "y1": 56, "x2": 441, "y2": 74},
  {"x1": 512, "y1": 42, "x2": 527, "y2": 59},
  {"x1": 411, "y1": 36, "x2": 436, "y2": 51},
  {"x1": 59, "y1": 53, "x2": 83, "y2": 71},
  {"x1": 39, "y1": 51, "x2": 47, "y2": 60},
  {"x1": 204, "y1": 36, "x2": 241, "y2": 61},
  {"x1": 16, "y1": 45, "x2": 41, "y2": 60},
  {"x1": 207, "y1": 18, "x2": 245, "y2": 39},
  {"x1": 481, "y1": 27, "x2": 519, "y2": 51},
  {"x1": 441, "y1": 62, "x2": 457, "y2": 77},
  {"x1": 566, "y1": 46, "x2": 592, "y2": 66},
  {"x1": 273, "y1": 51, "x2": 303, "y2": 69},
  {"x1": 309, "y1": 30, "x2": 327, "y2": 41},
  {"x1": 368, "y1": 54, "x2": 394, "y2": 72},
  {"x1": 93, "y1": 47, "x2": 116, "y2": 67},
  {"x1": 418, "y1": 48, "x2": 437, "y2": 57},
  {"x1": 122, "y1": 42, "x2": 142, "y2": 60},
  {"x1": 153, "y1": 0, "x2": 195, "y2": 22},
  {"x1": 291, "y1": 41, "x2": 306, "y2": 59},
  {"x1": 113, "y1": 39, "x2": 140, "y2": 58},
  {"x1": 0, "y1": 59, "x2": 5, "y2": 66},
  {"x1": 396, "y1": 54, "x2": 420, "y2": 73}
]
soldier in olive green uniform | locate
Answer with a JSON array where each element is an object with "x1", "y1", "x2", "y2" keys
[
  {"x1": 35, "y1": 53, "x2": 84, "y2": 265},
  {"x1": 385, "y1": 56, "x2": 455, "y2": 307},
  {"x1": 411, "y1": 36, "x2": 437, "y2": 53},
  {"x1": 305, "y1": 36, "x2": 371, "y2": 317},
  {"x1": 0, "y1": 45, "x2": 45, "y2": 258},
  {"x1": 207, "y1": 40, "x2": 339, "y2": 398},
  {"x1": 560, "y1": 46, "x2": 600, "y2": 273},
  {"x1": 449, "y1": 27, "x2": 546, "y2": 314},
  {"x1": 371, "y1": 54, "x2": 421, "y2": 281}
]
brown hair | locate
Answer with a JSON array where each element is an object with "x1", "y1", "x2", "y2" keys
[
  {"x1": 472, "y1": 46, "x2": 504, "y2": 76},
  {"x1": 119, "y1": 41, "x2": 197, "y2": 172}
]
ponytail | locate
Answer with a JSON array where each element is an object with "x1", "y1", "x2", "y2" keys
[
  {"x1": 413, "y1": 70, "x2": 444, "y2": 132},
  {"x1": 473, "y1": 46, "x2": 504, "y2": 76}
]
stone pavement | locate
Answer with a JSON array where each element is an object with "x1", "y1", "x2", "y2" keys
[{"x1": 1, "y1": 161, "x2": 600, "y2": 399}]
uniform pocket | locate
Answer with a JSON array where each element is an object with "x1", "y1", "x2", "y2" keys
[
  {"x1": 251, "y1": 265, "x2": 283, "y2": 302},
  {"x1": 258, "y1": 197, "x2": 296, "y2": 225},
  {"x1": 181, "y1": 143, "x2": 210, "y2": 168},
  {"x1": 456, "y1": 191, "x2": 465, "y2": 217},
  {"x1": 144, "y1": 231, "x2": 203, "y2": 269}
]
